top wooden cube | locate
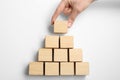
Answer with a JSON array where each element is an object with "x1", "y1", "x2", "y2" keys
[
  {"x1": 45, "y1": 35, "x2": 59, "y2": 48},
  {"x1": 54, "y1": 20, "x2": 68, "y2": 34}
]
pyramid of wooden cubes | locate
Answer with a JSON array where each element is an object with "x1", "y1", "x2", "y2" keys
[{"x1": 29, "y1": 21, "x2": 89, "y2": 76}]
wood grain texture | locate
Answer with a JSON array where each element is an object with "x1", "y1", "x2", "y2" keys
[
  {"x1": 45, "y1": 62, "x2": 59, "y2": 76},
  {"x1": 54, "y1": 49, "x2": 68, "y2": 62},
  {"x1": 54, "y1": 20, "x2": 68, "y2": 33},
  {"x1": 45, "y1": 35, "x2": 59, "y2": 48},
  {"x1": 60, "y1": 62, "x2": 74, "y2": 75},
  {"x1": 69, "y1": 48, "x2": 82, "y2": 62},
  {"x1": 76, "y1": 62, "x2": 89, "y2": 75},
  {"x1": 38, "y1": 48, "x2": 52, "y2": 61},
  {"x1": 60, "y1": 36, "x2": 73, "y2": 48},
  {"x1": 29, "y1": 62, "x2": 43, "y2": 75}
]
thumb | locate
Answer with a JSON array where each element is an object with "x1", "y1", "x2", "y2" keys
[{"x1": 68, "y1": 9, "x2": 79, "y2": 27}]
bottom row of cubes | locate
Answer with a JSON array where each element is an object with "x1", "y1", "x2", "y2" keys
[{"x1": 29, "y1": 62, "x2": 89, "y2": 76}]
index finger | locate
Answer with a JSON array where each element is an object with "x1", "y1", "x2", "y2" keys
[{"x1": 51, "y1": 0, "x2": 66, "y2": 24}]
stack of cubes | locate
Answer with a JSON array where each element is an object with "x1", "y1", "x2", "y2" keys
[{"x1": 29, "y1": 21, "x2": 89, "y2": 76}]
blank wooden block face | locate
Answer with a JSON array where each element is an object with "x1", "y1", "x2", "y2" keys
[
  {"x1": 54, "y1": 20, "x2": 68, "y2": 33},
  {"x1": 29, "y1": 62, "x2": 43, "y2": 75},
  {"x1": 60, "y1": 62, "x2": 74, "y2": 75},
  {"x1": 45, "y1": 35, "x2": 59, "y2": 48},
  {"x1": 76, "y1": 62, "x2": 89, "y2": 75},
  {"x1": 38, "y1": 48, "x2": 52, "y2": 61},
  {"x1": 69, "y1": 48, "x2": 82, "y2": 62},
  {"x1": 60, "y1": 36, "x2": 73, "y2": 48},
  {"x1": 54, "y1": 49, "x2": 68, "y2": 62},
  {"x1": 45, "y1": 62, "x2": 59, "y2": 75}
]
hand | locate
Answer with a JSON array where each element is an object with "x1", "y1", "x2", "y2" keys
[{"x1": 51, "y1": 0, "x2": 94, "y2": 27}]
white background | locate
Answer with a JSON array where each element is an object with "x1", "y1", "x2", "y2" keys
[{"x1": 0, "y1": 0, "x2": 120, "y2": 80}]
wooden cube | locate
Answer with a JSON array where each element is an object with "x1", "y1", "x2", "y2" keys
[
  {"x1": 54, "y1": 49, "x2": 68, "y2": 62},
  {"x1": 29, "y1": 62, "x2": 43, "y2": 75},
  {"x1": 38, "y1": 48, "x2": 52, "y2": 61},
  {"x1": 60, "y1": 36, "x2": 73, "y2": 48},
  {"x1": 60, "y1": 62, "x2": 74, "y2": 75},
  {"x1": 69, "y1": 48, "x2": 82, "y2": 62},
  {"x1": 45, "y1": 35, "x2": 59, "y2": 48},
  {"x1": 76, "y1": 62, "x2": 89, "y2": 75},
  {"x1": 45, "y1": 62, "x2": 59, "y2": 76},
  {"x1": 54, "y1": 20, "x2": 68, "y2": 33}
]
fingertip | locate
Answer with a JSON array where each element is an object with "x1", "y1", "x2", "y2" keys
[
  {"x1": 51, "y1": 17, "x2": 55, "y2": 25},
  {"x1": 67, "y1": 21, "x2": 73, "y2": 28},
  {"x1": 68, "y1": 22, "x2": 72, "y2": 27},
  {"x1": 51, "y1": 20, "x2": 54, "y2": 25}
]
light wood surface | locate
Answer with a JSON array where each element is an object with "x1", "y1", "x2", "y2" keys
[
  {"x1": 38, "y1": 48, "x2": 52, "y2": 61},
  {"x1": 45, "y1": 62, "x2": 59, "y2": 75},
  {"x1": 76, "y1": 62, "x2": 89, "y2": 75},
  {"x1": 54, "y1": 20, "x2": 68, "y2": 33},
  {"x1": 45, "y1": 35, "x2": 59, "y2": 48},
  {"x1": 54, "y1": 49, "x2": 68, "y2": 62},
  {"x1": 60, "y1": 36, "x2": 73, "y2": 48},
  {"x1": 60, "y1": 62, "x2": 74, "y2": 75},
  {"x1": 29, "y1": 62, "x2": 43, "y2": 75},
  {"x1": 69, "y1": 48, "x2": 82, "y2": 62}
]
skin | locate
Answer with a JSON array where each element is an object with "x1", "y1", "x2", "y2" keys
[{"x1": 51, "y1": 0, "x2": 94, "y2": 27}]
